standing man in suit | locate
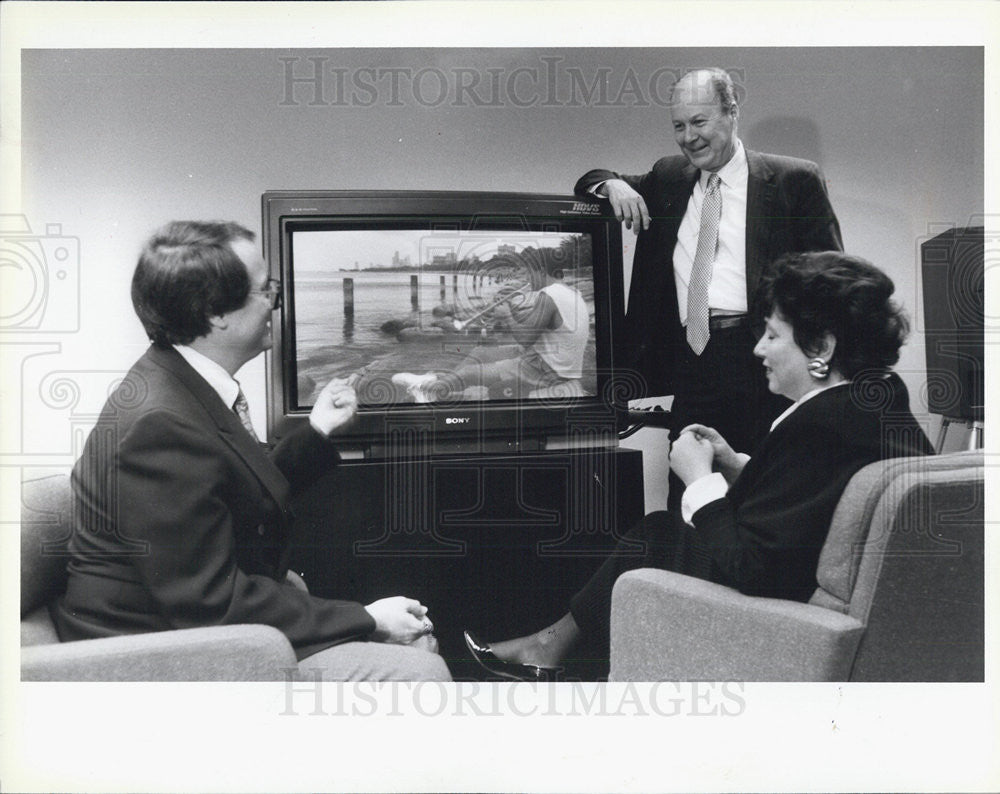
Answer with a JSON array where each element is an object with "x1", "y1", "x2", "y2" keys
[
  {"x1": 576, "y1": 68, "x2": 842, "y2": 502},
  {"x1": 56, "y1": 220, "x2": 450, "y2": 681}
]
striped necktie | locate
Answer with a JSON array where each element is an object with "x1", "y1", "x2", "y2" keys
[
  {"x1": 233, "y1": 387, "x2": 259, "y2": 442},
  {"x1": 686, "y1": 172, "x2": 721, "y2": 355}
]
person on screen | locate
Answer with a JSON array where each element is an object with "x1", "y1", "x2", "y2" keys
[
  {"x1": 392, "y1": 258, "x2": 590, "y2": 401},
  {"x1": 55, "y1": 220, "x2": 450, "y2": 681},
  {"x1": 576, "y1": 67, "x2": 843, "y2": 507},
  {"x1": 465, "y1": 252, "x2": 932, "y2": 680}
]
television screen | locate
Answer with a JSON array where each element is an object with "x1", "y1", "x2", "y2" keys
[
  {"x1": 290, "y1": 227, "x2": 598, "y2": 409},
  {"x1": 263, "y1": 191, "x2": 624, "y2": 456}
]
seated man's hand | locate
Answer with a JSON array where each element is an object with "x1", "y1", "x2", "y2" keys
[
  {"x1": 309, "y1": 376, "x2": 358, "y2": 437},
  {"x1": 601, "y1": 179, "x2": 650, "y2": 232},
  {"x1": 364, "y1": 596, "x2": 436, "y2": 647}
]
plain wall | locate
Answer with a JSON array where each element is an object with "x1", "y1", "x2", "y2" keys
[{"x1": 15, "y1": 47, "x2": 984, "y2": 505}]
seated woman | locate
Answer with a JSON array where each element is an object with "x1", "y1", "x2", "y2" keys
[{"x1": 465, "y1": 251, "x2": 934, "y2": 680}]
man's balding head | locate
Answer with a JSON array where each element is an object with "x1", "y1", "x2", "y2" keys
[{"x1": 669, "y1": 68, "x2": 739, "y2": 172}]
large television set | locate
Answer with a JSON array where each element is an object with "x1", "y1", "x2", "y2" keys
[{"x1": 262, "y1": 190, "x2": 626, "y2": 457}]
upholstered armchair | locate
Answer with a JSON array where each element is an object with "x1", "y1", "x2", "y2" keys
[
  {"x1": 20, "y1": 474, "x2": 299, "y2": 681},
  {"x1": 609, "y1": 451, "x2": 984, "y2": 682}
]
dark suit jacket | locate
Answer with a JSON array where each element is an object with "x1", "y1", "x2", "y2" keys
[
  {"x1": 678, "y1": 372, "x2": 933, "y2": 602},
  {"x1": 55, "y1": 345, "x2": 375, "y2": 659},
  {"x1": 575, "y1": 150, "x2": 843, "y2": 396}
]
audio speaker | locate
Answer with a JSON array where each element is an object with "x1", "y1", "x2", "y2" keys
[{"x1": 920, "y1": 226, "x2": 984, "y2": 421}]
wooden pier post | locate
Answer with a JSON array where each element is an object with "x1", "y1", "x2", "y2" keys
[{"x1": 343, "y1": 277, "x2": 354, "y2": 316}]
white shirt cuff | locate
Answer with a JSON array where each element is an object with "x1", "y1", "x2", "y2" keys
[{"x1": 681, "y1": 472, "x2": 728, "y2": 527}]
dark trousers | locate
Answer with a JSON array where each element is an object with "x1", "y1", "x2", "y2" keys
[
  {"x1": 666, "y1": 322, "x2": 788, "y2": 508},
  {"x1": 568, "y1": 510, "x2": 697, "y2": 656}
]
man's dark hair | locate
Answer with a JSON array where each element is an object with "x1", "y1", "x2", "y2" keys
[
  {"x1": 756, "y1": 251, "x2": 910, "y2": 379},
  {"x1": 131, "y1": 221, "x2": 256, "y2": 347}
]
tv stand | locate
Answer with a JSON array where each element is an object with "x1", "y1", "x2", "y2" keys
[
  {"x1": 288, "y1": 445, "x2": 644, "y2": 679},
  {"x1": 364, "y1": 434, "x2": 543, "y2": 460}
]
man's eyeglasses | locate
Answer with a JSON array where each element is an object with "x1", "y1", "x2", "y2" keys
[{"x1": 250, "y1": 278, "x2": 282, "y2": 310}]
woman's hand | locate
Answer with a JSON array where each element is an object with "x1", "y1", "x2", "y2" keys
[
  {"x1": 364, "y1": 596, "x2": 435, "y2": 646},
  {"x1": 678, "y1": 423, "x2": 750, "y2": 485},
  {"x1": 669, "y1": 429, "x2": 715, "y2": 486},
  {"x1": 309, "y1": 376, "x2": 358, "y2": 437}
]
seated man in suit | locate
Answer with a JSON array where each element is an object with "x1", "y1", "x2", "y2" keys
[
  {"x1": 55, "y1": 220, "x2": 450, "y2": 681},
  {"x1": 576, "y1": 67, "x2": 843, "y2": 505}
]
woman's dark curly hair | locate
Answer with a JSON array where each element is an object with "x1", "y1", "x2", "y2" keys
[{"x1": 755, "y1": 251, "x2": 910, "y2": 379}]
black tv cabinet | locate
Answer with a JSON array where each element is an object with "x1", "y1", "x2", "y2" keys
[{"x1": 288, "y1": 446, "x2": 645, "y2": 680}]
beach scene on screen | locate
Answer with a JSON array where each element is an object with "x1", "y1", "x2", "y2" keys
[{"x1": 290, "y1": 228, "x2": 597, "y2": 407}]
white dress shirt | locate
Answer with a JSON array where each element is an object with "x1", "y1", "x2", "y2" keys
[
  {"x1": 173, "y1": 344, "x2": 241, "y2": 411},
  {"x1": 673, "y1": 139, "x2": 749, "y2": 325},
  {"x1": 679, "y1": 380, "x2": 851, "y2": 525}
]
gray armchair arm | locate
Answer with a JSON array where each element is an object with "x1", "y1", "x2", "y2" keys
[
  {"x1": 21, "y1": 624, "x2": 298, "y2": 682},
  {"x1": 609, "y1": 569, "x2": 865, "y2": 681}
]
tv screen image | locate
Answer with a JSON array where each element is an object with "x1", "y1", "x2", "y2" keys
[
  {"x1": 263, "y1": 191, "x2": 624, "y2": 455},
  {"x1": 290, "y1": 227, "x2": 597, "y2": 409}
]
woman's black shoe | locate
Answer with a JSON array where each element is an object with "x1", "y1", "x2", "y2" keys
[{"x1": 463, "y1": 630, "x2": 562, "y2": 682}]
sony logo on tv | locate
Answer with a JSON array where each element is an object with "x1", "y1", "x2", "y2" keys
[{"x1": 444, "y1": 416, "x2": 472, "y2": 425}]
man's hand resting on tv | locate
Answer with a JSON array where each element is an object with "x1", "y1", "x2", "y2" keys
[
  {"x1": 600, "y1": 178, "x2": 650, "y2": 232},
  {"x1": 365, "y1": 596, "x2": 436, "y2": 647},
  {"x1": 309, "y1": 376, "x2": 358, "y2": 437}
]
